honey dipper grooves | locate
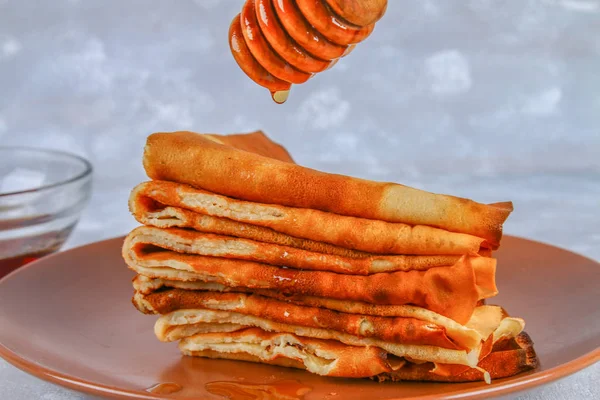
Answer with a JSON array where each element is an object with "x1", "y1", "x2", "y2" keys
[{"x1": 229, "y1": 0, "x2": 388, "y2": 103}]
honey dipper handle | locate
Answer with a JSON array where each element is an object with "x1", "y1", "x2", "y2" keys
[{"x1": 324, "y1": 0, "x2": 388, "y2": 27}]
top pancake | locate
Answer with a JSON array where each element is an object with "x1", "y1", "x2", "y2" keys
[
  {"x1": 203, "y1": 131, "x2": 295, "y2": 163},
  {"x1": 143, "y1": 131, "x2": 512, "y2": 246}
]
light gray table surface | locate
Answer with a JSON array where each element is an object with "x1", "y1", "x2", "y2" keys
[{"x1": 1, "y1": 0, "x2": 598, "y2": 398}]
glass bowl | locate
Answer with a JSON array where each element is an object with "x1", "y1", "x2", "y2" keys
[{"x1": 0, "y1": 147, "x2": 93, "y2": 279}]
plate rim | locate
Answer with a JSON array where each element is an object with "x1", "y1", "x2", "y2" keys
[{"x1": 0, "y1": 235, "x2": 599, "y2": 400}]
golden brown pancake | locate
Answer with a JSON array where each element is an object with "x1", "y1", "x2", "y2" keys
[
  {"x1": 143, "y1": 131, "x2": 512, "y2": 246},
  {"x1": 123, "y1": 237, "x2": 497, "y2": 324},
  {"x1": 158, "y1": 309, "x2": 480, "y2": 366},
  {"x1": 179, "y1": 328, "x2": 536, "y2": 381},
  {"x1": 203, "y1": 131, "x2": 294, "y2": 163},
  {"x1": 129, "y1": 180, "x2": 489, "y2": 256},
  {"x1": 126, "y1": 225, "x2": 471, "y2": 275},
  {"x1": 131, "y1": 201, "x2": 375, "y2": 259},
  {"x1": 376, "y1": 332, "x2": 538, "y2": 382},
  {"x1": 154, "y1": 307, "x2": 524, "y2": 368},
  {"x1": 132, "y1": 275, "x2": 495, "y2": 350},
  {"x1": 180, "y1": 327, "x2": 395, "y2": 378},
  {"x1": 135, "y1": 288, "x2": 468, "y2": 350},
  {"x1": 133, "y1": 289, "x2": 522, "y2": 352}
]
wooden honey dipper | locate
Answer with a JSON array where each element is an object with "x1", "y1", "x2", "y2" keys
[{"x1": 229, "y1": 0, "x2": 388, "y2": 103}]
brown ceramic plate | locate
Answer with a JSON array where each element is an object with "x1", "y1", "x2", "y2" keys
[{"x1": 0, "y1": 236, "x2": 598, "y2": 400}]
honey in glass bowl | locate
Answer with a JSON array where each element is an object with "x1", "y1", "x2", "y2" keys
[{"x1": 0, "y1": 147, "x2": 93, "y2": 279}]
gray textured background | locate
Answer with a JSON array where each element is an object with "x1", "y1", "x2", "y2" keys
[{"x1": 0, "y1": 0, "x2": 598, "y2": 398}]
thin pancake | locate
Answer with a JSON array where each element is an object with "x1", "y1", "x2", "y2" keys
[
  {"x1": 123, "y1": 240, "x2": 497, "y2": 323},
  {"x1": 431, "y1": 315, "x2": 525, "y2": 377},
  {"x1": 376, "y1": 332, "x2": 538, "y2": 382},
  {"x1": 179, "y1": 327, "x2": 395, "y2": 378},
  {"x1": 130, "y1": 180, "x2": 488, "y2": 256},
  {"x1": 134, "y1": 288, "x2": 515, "y2": 353},
  {"x1": 131, "y1": 203, "x2": 373, "y2": 259},
  {"x1": 155, "y1": 309, "x2": 482, "y2": 366},
  {"x1": 156, "y1": 308, "x2": 523, "y2": 368},
  {"x1": 143, "y1": 131, "x2": 512, "y2": 245},
  {"x1": 132, "y1": 275, "x2": 488, "y2": 349},
  {"x1": 133, "y1": 289, "x2": 463, "y2": 350},
  {"x1": 181, "y1": 330, "x2": 537, "y2": 381},
  {"x1": 203, "y1": 131, "x2": 294, "y2": 163},
  {"x1": 126, "y1": 225, "x2": 465, "y2": 275}
]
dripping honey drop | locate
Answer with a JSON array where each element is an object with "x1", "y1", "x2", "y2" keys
[{"x1": 271, "y1": 90, "x2": 290, "y2": 104}]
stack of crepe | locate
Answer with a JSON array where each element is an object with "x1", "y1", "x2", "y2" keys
[{"x1": 123, "y1": 131, "x2": 537, "y2": 383}]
